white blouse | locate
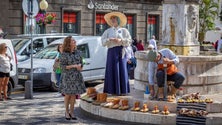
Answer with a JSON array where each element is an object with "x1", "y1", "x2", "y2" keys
[
  {"x1": 0, "y1": 54, "x2": 10, "y2": 73},
  {"x1": 101, "y1": 27, "x2": 132, "y2": 48}
]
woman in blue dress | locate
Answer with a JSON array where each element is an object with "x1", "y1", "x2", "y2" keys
[{"x1": 101, "y1": 12, "x2": 132, "y2": 95}]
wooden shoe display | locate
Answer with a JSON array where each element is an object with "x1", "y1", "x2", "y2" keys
[
  {"x1": 140, "y1": 104, "x2": 149, "y2": 112},
  {"x1": 205, "y1": 98, "x2": 213, "y2": 103},
  {"x1": 87, "y1": 87, "x2": 97, "y2": 98},
  {"x1": 82, "y1": 87, "x2": 97, "y2": 102},
  {"x1": 119, "y1": 99, "x2": 129, "y2": 110},
  {"x1": 177, "y1": 98, "x2": 185, "y2": 103},
  {"x1": 102, "y1": 97, "x2": 115, "y2": 107},
  {"x1": 162, "y1": 105, "x2": 170, "y2": 115},
  {"x1": 152, "y1": 105, "x2": 160, "y2": 114},
  {"x1": 103, "y1": 97, "x2": 119, "y2": 108},
  {"x1": 179, "y1": 108, "x2": 208, "y2": 117},
  {"x1": 131, "y1": 101, "x2": 140, "y2": 111},
  {"x1": 103, "y1": 102, "x2": 114, "y2": 108},
  {"x1": 93, "y1": 93, "x2": 107, "y2": 105},
  {"x1": 110, "y1": 98, "x2": 120, "y2": 109}
]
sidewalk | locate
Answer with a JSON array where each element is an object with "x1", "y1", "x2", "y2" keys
[
  {"x1": 1, "y1": 80, "x2": 222, "y2": 125},
  {"x1": 0, "y1": 92, "x2": 126, "y2": 125}
]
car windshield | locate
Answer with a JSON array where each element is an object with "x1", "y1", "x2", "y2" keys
[
  {"x1": 34, "y1": 44, "x2": 58, "y2": 59},
  {"x1": 11, "y1": 39, "x2": 22, "y2": 46},
  {"x1": 14, "y1": 38, "x2": 30, "y2": 53}
]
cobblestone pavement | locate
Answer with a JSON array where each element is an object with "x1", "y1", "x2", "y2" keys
[
  {"x1": 1, "y1": 81, "x2": 222, "y2": 125},
  {"x1": 0, "y1": 92, "x2": 128, "y2": 125}
]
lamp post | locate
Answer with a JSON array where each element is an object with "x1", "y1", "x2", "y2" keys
[{"x1": 39, "y1": 0, "x2": 48, "y2": 34}]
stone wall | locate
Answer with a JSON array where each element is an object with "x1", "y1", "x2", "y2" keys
[{"x1": 0, "y1": 0, "x2": 162, "y2": 42}]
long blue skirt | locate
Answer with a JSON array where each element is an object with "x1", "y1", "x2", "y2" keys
[{"x1": 103, "y1": 46, "x2": 130, "y2": 95}]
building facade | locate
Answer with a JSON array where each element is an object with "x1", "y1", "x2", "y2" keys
[{"x1": 0, "y1": 0, "x2": 163, "y2": 42}]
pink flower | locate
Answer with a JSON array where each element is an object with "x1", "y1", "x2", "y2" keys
[{"x1": 35, "y1": 13, "x2": 56, "y2": 25}]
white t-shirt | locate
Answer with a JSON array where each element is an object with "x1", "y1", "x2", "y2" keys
[
  {"x1": 0, "y1": 54, "x2": 10, "y2": 73},
  {"x1": 149, "y1": 38, "x2": 157, "y2": 50},
  {"x1": 217, "y1": 39, "x2": 222, "y2": 53}
]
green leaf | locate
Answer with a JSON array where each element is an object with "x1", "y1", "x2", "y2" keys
[{"x1": 203, "y1": 0, "x2": 211, "y2": 4}]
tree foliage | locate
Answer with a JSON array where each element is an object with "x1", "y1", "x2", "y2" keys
[{"x1": 199, "y1": 0, "x2": 220, "y2": 42}]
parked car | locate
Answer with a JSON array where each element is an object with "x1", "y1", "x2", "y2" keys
[
  {"x1": 18, "y1": 36, "x2": 107, "y2": 91},
  {"x1": 11, "y1": 38, "x2": 21, "y2": 46},
  {"x1": 0, "y1": 39, "x2": 18, "y2": 96},
  {"x1": 13, "y1": 33, "x2": 78, "y2": 62}
]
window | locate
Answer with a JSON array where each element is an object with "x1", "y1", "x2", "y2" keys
[
  {"x1": 96, "y1": 13, "x2": 109, "y2": 36},
  {"x1": 33, "y1": 39, "x2": 44, "y2": 52},
  {"x1": 147, "y1": 15, "x2": 159, "y2": 40},
  {"x1": 124, "y1": 15, "x2": 135, "y2": 38},
  {"x1": 34, "y1": 44, "x2": 58, "y2": 59},
  {"x1": 63, "y1": 11, "x2": 79, "y2": 33},
  {"x1": 23, "y1": 39, "x2": 44, "y2": 55},
  {"x1": 46, "y1": 38, "x2": 63, "y2": 44},
  {"x1": 77, "y1": 44, "x2": 90, "y2": 58}
]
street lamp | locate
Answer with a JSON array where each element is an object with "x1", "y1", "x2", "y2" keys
[
  {"x1": 39, "y1": 0, "x2": 48, "y2": 34},
  {"x1": 40, "y1": 0, "x2": 48, "y2": 10}
]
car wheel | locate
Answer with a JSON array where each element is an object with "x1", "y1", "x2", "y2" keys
[
  {"x1": 50, "y1": 82, "x2": 58, "y2": 92},
  {"x1": 7, "y1": 81, "x2": 13, "y2": 97}
]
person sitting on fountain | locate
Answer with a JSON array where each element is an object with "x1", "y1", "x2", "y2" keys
[{"x1": 147, "y1": 48, "x2": 185, "y2": 101}]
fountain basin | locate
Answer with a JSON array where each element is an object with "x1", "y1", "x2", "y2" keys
[{"x1": 134, "y1": 51, "x2": 222, "y2": 94}]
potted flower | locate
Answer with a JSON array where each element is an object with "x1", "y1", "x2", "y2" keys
[
  {"x1": 35, "y1": 12, "x2": 56, "y2": 33},
  {"x1": 45, "y1": 13, "x2": 56, "y2": 24},
  {"x1": 36, "y1": 13, "x2": 45, "y2": 25}
]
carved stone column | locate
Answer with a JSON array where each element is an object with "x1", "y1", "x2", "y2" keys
[{"x1": 160, "y1": 0, "x2": 200, "y2": 55}]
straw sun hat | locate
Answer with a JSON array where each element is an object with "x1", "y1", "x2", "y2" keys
[{"x1": 104, "y1": 12, "x2": 127, "y2": 27}]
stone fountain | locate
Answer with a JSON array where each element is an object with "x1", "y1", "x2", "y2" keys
[{"x1": 134, "y1": 0, "x2": 222, "y2": 95}]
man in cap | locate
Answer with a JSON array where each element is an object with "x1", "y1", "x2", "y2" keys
[
  {"x1": 147, "y1": 48, "x2": 185, "y2": 100},
  {"x1": 147, "y1": 44, "x2": 156, "y2": 99},
  {"x1": 101, "y1": 12, "x2": 132, "y2": 95}
]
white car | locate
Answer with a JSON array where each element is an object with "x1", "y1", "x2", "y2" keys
[
  {"x1": 18, "y1": 36, "x2": 107, "y2": 91},
  {"x1": 0, "y1": 39, "x2": 18, "y2": 96},
  {"x1": 13, "y1": 33, "x2": 78, "y2": 62}
]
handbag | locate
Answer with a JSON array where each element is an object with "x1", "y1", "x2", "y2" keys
[
  {"x1": 10, "y1": 63, "x2": 13, "y2": 71},
  {"x1": 157, "y1": 64, "x2": 178, "y2": 75},
  {"x1": 53, "y1": 59, "x2": 60, "y2": 72}
]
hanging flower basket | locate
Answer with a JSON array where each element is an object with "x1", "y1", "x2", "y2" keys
[
  {"x1": 36, "y1": 12, "x2": 56, "y2": 25},
  {"x1": 45, "y1": 13, "x2": 56, "y2": 24}
]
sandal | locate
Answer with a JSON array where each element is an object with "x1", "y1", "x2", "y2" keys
[
  {"x1": 69, "y1": 113, "x2": 77, "y2": 120},
  {"x1": 65, "y1": 113, "x2": 71, "y2": 120}
]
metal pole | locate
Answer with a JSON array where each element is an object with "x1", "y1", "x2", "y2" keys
[
  {"x1": 163, "y1": 63, "x2": 167, "y2": 101},
  {"x1": 25, "y1": 0, "x2": 33, "y2": 99},
  {"x1": 30, "y1": 0, "x2": 33, "y2": 95}
]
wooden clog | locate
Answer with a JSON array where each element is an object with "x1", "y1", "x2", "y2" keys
[
  {"x1": 119, "y1": 99, "x2": 129, "y2": 110},
  {"x1": 131, "y1": 101, "x2": 140, "y2": 111},
  {"x1": 140, "y1": 104, "x2": 149, "y2": 112},
  {"x1": 152, "y1": 105, "x2": 159, "y2": 114},
  {"x1": 162, "y1": 105, "x2": 170, "y2": 115}
]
